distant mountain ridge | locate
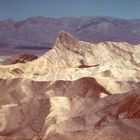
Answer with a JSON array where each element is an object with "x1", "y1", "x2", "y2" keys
[{"x1": 0, "y1": 16, "x2": 140, "y2": 55}]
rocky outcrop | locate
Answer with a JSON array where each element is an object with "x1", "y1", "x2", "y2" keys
[
  {"x1": 42, "y1": 92, "x2": 140, "y2": 140},
  {"x1": 0, "y1": 77, "x2": 139, "y2": 140},
  {"x1": 0, "y1": 31, "x2": 140, "y2": 139},
  {"x1": 0, "y1": 31, "x2": 140, "y2": 93}
]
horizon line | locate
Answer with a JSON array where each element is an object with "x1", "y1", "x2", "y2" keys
[{"x1": 0, "y1": 15, "x2": 140, "y2": 22}]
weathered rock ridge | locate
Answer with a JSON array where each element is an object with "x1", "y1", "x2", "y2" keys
[{"x1": 0, "y1": 31, "x2": 139, "y2": 139}]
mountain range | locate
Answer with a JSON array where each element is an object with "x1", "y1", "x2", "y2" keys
[{"x1": 1, "y1": 16, "x2": 140, "y2": 55}]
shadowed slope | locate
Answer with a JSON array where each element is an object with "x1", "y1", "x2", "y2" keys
[{"x1": 0, "y1": 77, "x2": 139, "y2": 139}]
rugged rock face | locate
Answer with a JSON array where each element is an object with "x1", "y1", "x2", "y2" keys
[
  {"x1": 0, "y1": 31, "x2": 140, "y2": 93},
  {"x1": 0, "y1": 31, "x2": 139, "y2": 139},
  {"x1": 0, "y1": 78, "x2": 139, "y2": 140}
]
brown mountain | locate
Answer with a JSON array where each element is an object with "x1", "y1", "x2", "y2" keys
[{"x1": 1, "y1": 53, "x2": 38, "y2": 65}]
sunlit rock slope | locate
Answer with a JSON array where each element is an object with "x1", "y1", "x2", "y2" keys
[{"x1": 0, "y1": 31, "x2": 139, "y2": 140}]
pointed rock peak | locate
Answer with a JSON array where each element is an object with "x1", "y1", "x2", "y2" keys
[{"x1": 56, "y1": 31, "x2": 79, "y2": 47}]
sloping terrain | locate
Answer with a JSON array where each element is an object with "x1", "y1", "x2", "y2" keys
[
  {"x1": 0, "y1": 31, "x2": 140, "y2": 93},
  {"x1": 0, "y1": 31, "x2": 139, "y2": 140}
]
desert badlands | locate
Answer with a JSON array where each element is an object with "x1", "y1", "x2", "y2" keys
[{"x1": 0, "y1": 31, "x2": 139, "y2": 140}]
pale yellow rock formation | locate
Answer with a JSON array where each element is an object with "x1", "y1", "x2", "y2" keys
[
  {"x1": 0, "y1": 31, "x2": 139, "y2": 140},
  {"x1": 0, "y1": 31, "x2": 140, "y2": 93}
]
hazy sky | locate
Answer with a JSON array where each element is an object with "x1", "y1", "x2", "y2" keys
[{"x1": 0, "y1": 0, "x2": 140, "y2": 20}]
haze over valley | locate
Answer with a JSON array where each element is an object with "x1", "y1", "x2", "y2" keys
[{"x1": 1, "y1": 16, "x2": 140, "y2": 57}]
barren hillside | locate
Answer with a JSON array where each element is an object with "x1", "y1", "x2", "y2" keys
[{"x1": 0, "y1": 31, "x2": 139, "y2": 140}]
